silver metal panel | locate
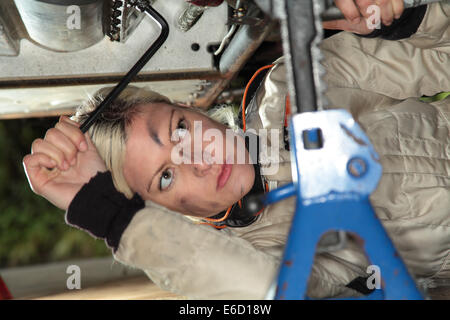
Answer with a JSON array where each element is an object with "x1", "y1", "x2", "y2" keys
[
  {"x1": 0, "y1": 0, "x2": 228, "y2": 82},
  {"x1": 13, "y1": 0, "x2": 105, "y2": 52},
  {"x1": 0, "y1": 79, "x2": 210, "y2": 119},
  {"x1": 0, "y1": 14, "x2": 19, "y2": 56},
  {"x1": 0, "y1": 1, "x2": 229, "y2": 117}
]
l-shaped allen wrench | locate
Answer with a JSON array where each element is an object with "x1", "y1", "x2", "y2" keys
[{"x1": 80, "y1": 1, "x2": 169, "y2": 133}]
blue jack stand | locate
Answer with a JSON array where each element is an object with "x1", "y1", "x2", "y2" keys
[
  {"x1": 263, "y1": 110, "x2": 424, "y2": 300},
  {"x1": 247, "y1": 0, "x2": 428, "y2": 300}
]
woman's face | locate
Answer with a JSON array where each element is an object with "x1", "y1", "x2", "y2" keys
[{"x1": 122, "y1": 103, "x2": 255, "y2": 217}]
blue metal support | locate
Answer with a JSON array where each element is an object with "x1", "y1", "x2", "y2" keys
[
  {"x1": 268, "y1": 110, "x2": 424, "y2": 300},
  {"x1": 249, "y1": 0, "x2": 429, "y2": 300}
]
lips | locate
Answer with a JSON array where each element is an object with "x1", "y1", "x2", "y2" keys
[{"x1": 217, "y1": 163, "x2": 232, "y2": 190}]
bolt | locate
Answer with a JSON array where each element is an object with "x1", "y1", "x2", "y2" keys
[
  {"x1": 347, "y1": 157, "x2": 367, "y2": 178},
  {"x1": 191, "y1": 43, "x2": 200, "y2": 52}
]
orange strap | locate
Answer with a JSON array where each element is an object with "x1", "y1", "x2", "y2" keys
[
  {"x1": 202, "y1": 205, "x2": 233, "y2": 224},
  {"x1": 242, "y1": 64, "x2": 275, "y2": 132}
]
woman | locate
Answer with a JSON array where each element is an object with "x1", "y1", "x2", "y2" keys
[{"x1": 23, "y1": 2, "x2": 449, "y2": 299}]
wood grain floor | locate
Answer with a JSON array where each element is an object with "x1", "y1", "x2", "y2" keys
[{"x1": 33, "y1": 276, "x2": 185, "y2": 300}]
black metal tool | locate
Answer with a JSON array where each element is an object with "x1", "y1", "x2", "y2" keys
[{"x1": 80, "y1": 1, "x2": 169, "y2": 133}]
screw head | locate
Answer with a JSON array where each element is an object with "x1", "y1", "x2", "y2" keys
[{"x1": 347, "y1": 157, "x2": 367, "y2": 178}]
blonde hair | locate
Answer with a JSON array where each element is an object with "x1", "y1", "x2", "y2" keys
[
  {"x1": 207, "y1": 103, "x2": 240, "y2": 132},
  {"x1": 72, "y1": 86, "x2": 172, "y2": 199}
]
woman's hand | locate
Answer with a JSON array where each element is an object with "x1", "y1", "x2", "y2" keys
[
  {"x1": 23, "y1": 116, "x2": 107, "y2": 210},
  {"x1": 323, "y1": 0, "x2": 405, "y2": 34}
]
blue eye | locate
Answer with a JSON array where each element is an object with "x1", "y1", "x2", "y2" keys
[{"x1": 160, "y1": 168, "x2": 174, "y2": 190}]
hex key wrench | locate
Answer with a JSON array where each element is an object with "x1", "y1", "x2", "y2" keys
[{"x1": 80, "y1": 2, "x2": 169, "y2": 133}]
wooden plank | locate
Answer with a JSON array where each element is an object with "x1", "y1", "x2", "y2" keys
[{"x1": 34, "y1": 276, "x2": 185, "y2": 300}]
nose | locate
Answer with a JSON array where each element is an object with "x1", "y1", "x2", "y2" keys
[
  {"x1": 184, "y1": 136, "x2": 216, "y2": 177},
  {"x1": 192, "y1": 160, "x2": 212, "y2": 177}
]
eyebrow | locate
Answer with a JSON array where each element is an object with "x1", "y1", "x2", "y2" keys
[
  {"x1": 149, "y1": 130, "x2": 162, "y2": 146},
  {"x1": 147, "y1": 118, "x2": 163, "y2": 146},
  {"x1": 146, "y1": 108, "x2": 176, "y2": 193}
]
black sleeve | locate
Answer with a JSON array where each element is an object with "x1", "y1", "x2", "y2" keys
[
  {"x1": 358, "y1": 5, "x2": 427, "y2": 40},
  {"x1": 65, "y1": 171, "x2": 145, "y2": 252}
]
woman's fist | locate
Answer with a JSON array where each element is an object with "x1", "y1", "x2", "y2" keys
[
  {"x1": 323, "y1": 0, "x2": 405, "y2": 34},
  {"x1": 23, "y1": 116, "x2": 107, "y2": 210}
]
